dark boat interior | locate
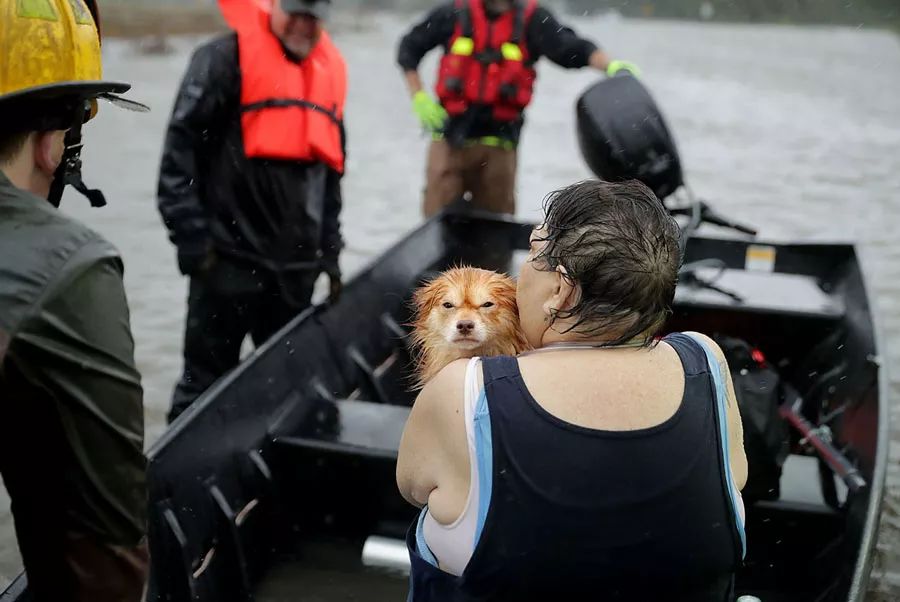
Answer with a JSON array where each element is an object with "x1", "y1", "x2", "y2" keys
[{"x1": 134, "y1": 211, "x2": 883, "y2": 602}]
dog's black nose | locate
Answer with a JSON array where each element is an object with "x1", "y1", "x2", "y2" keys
[{"x1": 456, "y1": 320, "x2": 475, "y2": 334}]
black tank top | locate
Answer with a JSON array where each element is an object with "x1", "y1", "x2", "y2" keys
[{"x1": 405, "y1": 333, "x2": 743, "y2": 601}]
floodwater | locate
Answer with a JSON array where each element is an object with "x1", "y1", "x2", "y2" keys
[{"x1": 2, "y1": 9, "x2": 900, "y2": 598}]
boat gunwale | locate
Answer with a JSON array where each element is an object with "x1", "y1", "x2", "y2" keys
[{"x1": 845, "y1": 246, "x2": 890, "y2": 601}]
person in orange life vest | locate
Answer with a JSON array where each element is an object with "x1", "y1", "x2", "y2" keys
[
  {"x1": 157, "y1": 0, "x2": 347, "y2": 423},
  {"x1": 397, "y1": 0, "x2": 639, "y2": 217}
]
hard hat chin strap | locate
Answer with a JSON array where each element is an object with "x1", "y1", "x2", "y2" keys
[{"x1": 47, "y1": 100, "x2": 107, "y2": 209}]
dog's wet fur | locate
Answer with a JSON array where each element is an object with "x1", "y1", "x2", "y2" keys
[{"x1": 409, "y1": 266, "x2": 530, "y2": 389}]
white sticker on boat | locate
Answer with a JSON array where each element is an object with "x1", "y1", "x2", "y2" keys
[{"x1": 745, "y1": 245, "x2": 776, "y2": 272}]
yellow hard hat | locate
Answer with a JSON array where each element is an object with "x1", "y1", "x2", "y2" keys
[{"x1": 0, "y1": 0, "x2": 132, "y2": 112}]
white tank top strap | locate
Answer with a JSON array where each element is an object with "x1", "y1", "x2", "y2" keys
[{"x1": 421, "y1": 356, "x2": 483, "y2": 576}]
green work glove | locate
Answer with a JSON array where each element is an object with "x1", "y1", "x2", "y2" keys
[
  {"x1": 606, "y1": 59, "x2": 642, "y2": 77},
  {"x1": 412, "y1": 90, "x2": 448, "y2": 133}
]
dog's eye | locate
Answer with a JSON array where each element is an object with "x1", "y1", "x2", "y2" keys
[
  {"x1": 442, "y1": 302, "x2": 454, "y2": 309},
  {"x1": 481, "y1": 302, "x2": 495, "y2": 308}
]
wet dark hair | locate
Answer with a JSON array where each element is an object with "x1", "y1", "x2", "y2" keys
[
  {"x1": 0, "y1": 132, "x2": 29, "y2": 165},
  {"x1": 0, "y1": 97, "x2": 82, "y2": 165},
  {"x1": 532, "y1": 179, "x2": 682, "y2": 346}
]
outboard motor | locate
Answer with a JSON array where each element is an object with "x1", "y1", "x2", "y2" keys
[{"x1": 575, "y1": 73, "x2": 683, "y2": 200}]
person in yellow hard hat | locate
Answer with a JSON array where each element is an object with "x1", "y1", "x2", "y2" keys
[{"x1": 0, "y1": 1, "x2": 150, "y2": 600}]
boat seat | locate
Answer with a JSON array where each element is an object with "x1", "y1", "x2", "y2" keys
[
  {"x1": 675, "y1": 268, "x2": 844, "y2": 321},
  {"x1": 516, "y1": 250, "x2": 844, "y2": 324}
]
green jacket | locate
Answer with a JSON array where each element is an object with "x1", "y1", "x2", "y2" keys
[{"x1": 0, "y1": 171, "x2": 147, "y2": 546}]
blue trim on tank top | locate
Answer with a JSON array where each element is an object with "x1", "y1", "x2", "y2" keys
[
  {"x1": 473, "y1": 387, "x2": 492, "y2": 548},
  {"x1": 686, "y1": 334, "x2": 748, "y2": 559},
  {"x1": 415, "y1": 508, "x2": 440, "y2": 567}
]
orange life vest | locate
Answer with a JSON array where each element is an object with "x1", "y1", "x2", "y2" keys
[
  {"x1": 237, "y1": 14, "x2": 347, "y2": 173},
  {"x1": 435, "y1": 0, "x2": 537, "y2": 122}
]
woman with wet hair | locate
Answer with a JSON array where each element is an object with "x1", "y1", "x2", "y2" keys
[{"x1": 397, "y1": 179, "x2": 748, "y2": 601}]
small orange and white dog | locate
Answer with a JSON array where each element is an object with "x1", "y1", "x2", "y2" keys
[{"x1": 410, "y1": 266, "x2": 531, "y2": 389}]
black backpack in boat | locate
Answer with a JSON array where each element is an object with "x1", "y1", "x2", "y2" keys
[{"x1": 714, "y1": 335, "x2": 790, "y2": 503}]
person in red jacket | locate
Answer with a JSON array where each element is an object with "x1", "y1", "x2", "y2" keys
[
  {"x1": 157, "y1": 0, "x2": 347, "y2": 422},
  {"x1": 398, "y1": 0, "x2": 638, "y2": 217}
]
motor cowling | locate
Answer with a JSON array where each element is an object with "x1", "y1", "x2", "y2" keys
[{"x1": 575, "y1": 73, "x2": 683, "y2": 201}]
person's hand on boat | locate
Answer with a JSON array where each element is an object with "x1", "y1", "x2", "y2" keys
[
  {"x1": 323, "y1": 262, "x2": 342, "y2": 304},
  {"x1": 328, "y1": 273, "x2": 342, "y2": 304},
  {"x1": 412, "y1": 90, "x2": 448, "y2": 133}
]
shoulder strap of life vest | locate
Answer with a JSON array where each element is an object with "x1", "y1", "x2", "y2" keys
[
  {"x1": 458, "y1": 0, "x2": 474, "y2": 39},
  {"x1": 456, "y1": 0, "x2": 536, "y2": 49},
  {"x1": 513, "y1": 0, "x2": 538, "y2": 43},
  {"x1": 240, "y1": 98, "x2": 341, "y2": 126}
]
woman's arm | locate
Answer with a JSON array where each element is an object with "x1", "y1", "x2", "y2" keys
[
  {"x1": 685, "y1": 332, "x2": 749, "y2": 491},
  {"x1": 396, "y1": 359, "x2": 470, "y2": 508},
  {"x1": 718, "y1": 348, "x2": 748, "y2": 490}
]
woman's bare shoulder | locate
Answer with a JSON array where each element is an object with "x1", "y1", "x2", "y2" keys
[
  {"x1": 680, "y1": 331, "x2": 727, "y2": 360},
  {"x1": 424, "y1": 358, "x2": 470, "y2": 403},
  {"x1": 404, "y1": 358, "x2": 470, "y2": 448}
]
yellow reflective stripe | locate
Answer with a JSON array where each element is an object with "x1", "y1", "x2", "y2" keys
[
  {"x1": 17, "y1": 0, "x2": 59, "y2": 20},
  {"x1": 67, "y1": 0, "x2": 93, "y2": 25},
  {"x1": 463, "y1": 136, "x2": 516, "y2": 149},
  {"x1": 431, "y1": 133, "x2": 516, "y2": 150},
  {"x1": 476, "y1": 136, "x2": 515, "y2": 149},
  {"x1": 500, "y1": 42, "x2": 523, "y2": 62},
  {"x1": 450, "y1": 37, "x2": 474, "y2": 56}
]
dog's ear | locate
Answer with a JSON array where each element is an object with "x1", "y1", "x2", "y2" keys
[
  {"x1": 491, "y1": 275, "x2": 519, "y2": 312},
  {"x1": 495, "y1": 275, "x2": 533, "y2": 352},
  {"x1": 412, "y1": 278, "x2": 444, "y2": 318}
]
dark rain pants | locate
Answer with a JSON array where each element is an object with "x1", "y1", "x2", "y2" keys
[{"x1": 168, "y1": 258, "x2": 318, "y2": 423}]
